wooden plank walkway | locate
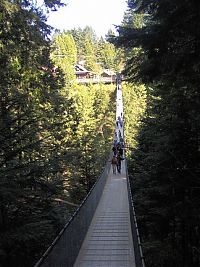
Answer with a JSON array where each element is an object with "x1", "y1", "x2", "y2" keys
[{"x1": 74, "y1": 161, "x2": 136, "y2": 267}]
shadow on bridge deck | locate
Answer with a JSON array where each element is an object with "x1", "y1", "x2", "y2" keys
[{"x1": 74, "y1": 162, "x2": 135, "y2": 267}]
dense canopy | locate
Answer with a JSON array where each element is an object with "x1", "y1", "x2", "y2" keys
[{"x1": 1, "y1": 0, "x2": 200, "y2": 267}]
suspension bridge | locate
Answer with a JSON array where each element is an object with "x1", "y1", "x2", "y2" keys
[{"x1": 34, "y1": 83, "x2": 145, "y2": 267}]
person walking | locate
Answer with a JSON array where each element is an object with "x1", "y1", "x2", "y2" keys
[
  {"x1": 111, "y1": 155, "x2": 118, "y2": 174},
  {"x1": 117, "y1": 153, "x2": 122, "y2": 174}
]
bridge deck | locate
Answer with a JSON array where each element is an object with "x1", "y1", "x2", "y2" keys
[{"x1": 74, "y1": 161, "x2": 136, "y2": 267}]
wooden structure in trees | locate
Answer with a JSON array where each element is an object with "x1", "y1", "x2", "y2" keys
[{"x1": 75, "y1": 65, "x2": 117, "y2": 84}]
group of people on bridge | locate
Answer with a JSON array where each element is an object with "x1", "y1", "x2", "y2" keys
[{"x1": 111, "y1": 115, "x2": 124, "y2": 174}]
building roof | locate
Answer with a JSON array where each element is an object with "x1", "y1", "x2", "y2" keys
[
  {"x1": 101, "y1": 69, "x2": 116, "y2": 76},
  {"x1": 75, "y1": 64, "x2": 90, "y2": 72}
]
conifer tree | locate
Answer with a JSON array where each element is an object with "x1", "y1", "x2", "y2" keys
[
  {"x1": 0, "y1": 1, "x2": 71, "y2": 266},
  {"x1": 51, "y1": 32, "x2": 77, "y2": 82},
  {"x1": 114, "y1": 0, "x2": 200, "y2": 266}
]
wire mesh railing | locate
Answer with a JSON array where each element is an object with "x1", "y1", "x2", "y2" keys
[
  {"x1": 34, "y1": 153, "x2": 112, "y2": 267},
  {"x1": 125, "y1": 159, "x2": 146, "y2": 267}
]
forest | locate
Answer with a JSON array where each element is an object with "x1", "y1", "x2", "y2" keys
[
  {"x1": 0, "y1": 0, "x2": 200, "y2": 267},
  {"x1": 113, "y1": 0, "x2": 200, "y2": 267},
  {"x1": 0, "y1": 1, "x2": 118, "y2": 266}
]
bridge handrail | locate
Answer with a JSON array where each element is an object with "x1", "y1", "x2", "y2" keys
[
  {"x1": 34, "y1": 152, "x2": 112, "y2": 267},
  {"x1": 76, "y1": 77, "x2": 116, "y2": 84},
  {"x1": 125, "y1": 159, "x2": 146, "y2": 267}
]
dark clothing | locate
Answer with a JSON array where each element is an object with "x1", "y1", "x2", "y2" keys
[
  {"x1": 112, "y1": 146, "x2": 117, "y2": 156},
  {"x1": 118, "y1": 147, "x2": 123, "y2": 157},
  {"x1": 117, "y1": 155, "x2": 122, "y2": 173}
]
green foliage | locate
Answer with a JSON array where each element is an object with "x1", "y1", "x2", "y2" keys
[
  {"x1": 0, "y1": 1, "x2": 116, "y2": 267},
  {"x1": 97, "y1": 38, "x2": 117, "y2": 71},
  {"x1": 83, "y1": 38, "x2": 100, "y2": 72},
  {"x1": 51, "y1": 32, "x2": 77, "y2": 82},
  {"x1": 68, "y1": 27, "x2": 101, "y2": 72},
  {"x1": 116, "y1": 0, "x2": 200, "y2": 266},
  {"x1": 0, "y1": 0, "x2": 71, "y2": 265},
  {"x1": 65, "y1": 83, "x2": 115, "y2": 200},
  {"x1": 68, "y1": 27, "x2": 124, "y2": 73},
  {"x1": 123, "y1": 82, "x2": 147, "y2": 151}
]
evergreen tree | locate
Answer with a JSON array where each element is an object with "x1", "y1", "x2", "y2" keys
[
  {"x1": 83, "y1": 38, "x2": 99, "y2": 72},
  {"x1": 0, "y1": 1, "x2": 74, "y2": 266},
  {"x1": 97, "y1": 38, "x2": 117, "y2": 71},
  {"x1": 114, "y1": 0, "x2": 200, "y2": 266},
  {"x1": 0, "y1": 2, "x2": 122, "y2": 266},
  {"x1": 51, "y1": 32, "x2": 77, "y2": 83},
  {"x1": 66, "y1": 83, "x2": 115, "y2": 201}
]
